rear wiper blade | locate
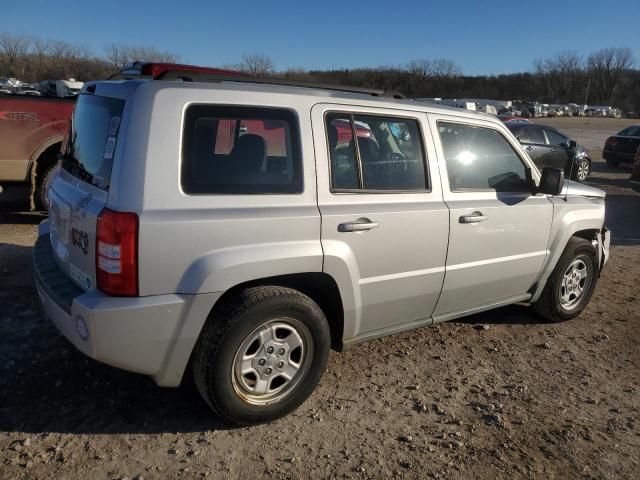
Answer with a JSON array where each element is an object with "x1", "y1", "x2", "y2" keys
[{"x1": 59, "y1": 152, "x2": 93, "y2": 182}]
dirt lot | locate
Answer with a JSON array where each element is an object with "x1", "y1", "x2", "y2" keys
[{"x1": 1, "y1": 117, "x2": 638, "y2": 479}]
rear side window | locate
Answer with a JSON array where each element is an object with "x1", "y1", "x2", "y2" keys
[
  {"x1": 63, "y1": 94, "x2": 125, "y2": 190},
  {"x1": 516, "y1": 127, "x2": 545, "y2": 144},
  {"x1": 182, "y1": 106, "x2": 302, "y2": 194},
  {"x1": 438, "y1": 122, "x2": 529, "y2": 192},
  {"x1": 326, "y1": 112, "x2": 428, "y2": 191}
]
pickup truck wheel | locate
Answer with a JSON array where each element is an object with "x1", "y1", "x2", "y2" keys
[
  {"x1": 533, "y1": 237, "x2": 598, "y2": 322},
  {"x1": 192, "y1": 286, "x2": 331, "y2": 426},
  {"x1": 35, "y1": 164, "x2": 57, "y2": 211}
]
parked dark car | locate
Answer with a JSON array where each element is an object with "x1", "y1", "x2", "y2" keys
[
  {"x1": 603, "y1": 125, "x2": 640, "y2": 167},
  {"x1": 506, "y1": 123, "x2": 591, "y2": 181},
  {"x1": 498, "y1": 115, "x2": 530, "y2": 124}
]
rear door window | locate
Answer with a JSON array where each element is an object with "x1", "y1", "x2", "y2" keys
[
  {"x1": 325, "y1": 112, "x2": 428, "y2": 191},
  {"x1": 182, "y1": 106, "x2": 302, "y2": 194},
  {"x1": 63, "y1": 94, "x2": 125, "y2": 190},
  {"x1": 326, "y1": 114, "x2": 359, "y2": 190}
]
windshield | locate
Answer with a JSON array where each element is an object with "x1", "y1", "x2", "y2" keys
[{"x1": 63, "y1": 94, "x2": 125, "y2": 190}]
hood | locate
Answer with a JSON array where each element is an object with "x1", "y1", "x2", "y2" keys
[
  {"x1": 576, "y1": 144, "x2": 589, "y2": 155},
  {"x1": 564, "y1": 180, "x2": 605, "y2": 198}
]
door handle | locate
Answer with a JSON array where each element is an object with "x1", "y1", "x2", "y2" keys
[
  {"x1": 551, "y1": 148, "x2": 557, "y2": 152},
  {"x1": 338, "y1": 219, "x2": 379, "y2": 232},
  {"x1": 459, "y1": 211, "x2": 488, "y2": 224}
]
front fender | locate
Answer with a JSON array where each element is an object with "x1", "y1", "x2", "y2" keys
[{"x1": 530, "y1": 196, "x2": 605, "y2": 302}]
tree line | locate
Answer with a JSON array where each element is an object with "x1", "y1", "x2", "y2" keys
[
  {"x1": 1, "y1": 32, "x2": 638, "y2": 111},
  {"x1": 280, "y1": 48, "x2": 638, "y2": 111}
]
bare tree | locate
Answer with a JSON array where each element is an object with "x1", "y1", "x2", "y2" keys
[
  {"x1": 104, "y1": 43, "x2": 180, "y2": 72},
  {"x1": 31, "y1": 36, "x2": 50, "y2": 78},
  {"x1": 587, "y1": 47, "x2": 636, "y2": 103},
  {"x1": 239, "y1": 53, "x2": 274, "y2": 75},
  {"x1": 0, "y1": 33, "x2": 31, "y2": 77},
  {"x1": 430, "y1": 58, "x2": 461, "y2": 78},
  {"x1": 534, "y1": 51, "x2": 583, "y2": 102},
  {"x1": 104, "y1": 43, "x2": 127, "y2": 70},
  {"x1": 407, "y1": 59, "x2": 433, "y2": 77}
]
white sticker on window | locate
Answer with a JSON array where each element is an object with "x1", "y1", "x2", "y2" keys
[
  {"x1": 104, "y1": 136, "x2": 116, "y2": 159},
  {"x1": 109, "y1": 116, "x2": 121, "y2": 136}
]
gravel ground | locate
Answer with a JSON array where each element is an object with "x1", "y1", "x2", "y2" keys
[{"x1": 1, "y1": 117, "x2": 638, "y2": 479}]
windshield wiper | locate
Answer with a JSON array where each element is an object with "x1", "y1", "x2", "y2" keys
[{"x1": 59, "y1": 152, "x2": 93, "y2": 183}]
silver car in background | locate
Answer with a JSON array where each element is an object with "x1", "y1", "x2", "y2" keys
[{"x1": 33, "y1": 67, "x2": 610, "y2": 425}]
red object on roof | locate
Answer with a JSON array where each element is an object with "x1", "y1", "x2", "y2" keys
[
  {"x1": 113, "y1": 62, "x2": 248, "y2": 80},
  {"x1": 139, "y1": 63, "x2": 247, "y2": 79}
]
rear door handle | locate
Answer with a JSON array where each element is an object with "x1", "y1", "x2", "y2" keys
[
  {"x1": 459, "y1": 211, "x2": 488, "y2": 224},
  {"x1": 338, "y1": 219, "x2": 379, "y2": 232}
]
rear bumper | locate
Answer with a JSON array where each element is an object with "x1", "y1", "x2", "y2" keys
[{"x1": 33, "y1": 229, "x2": 221, "y2": 386}]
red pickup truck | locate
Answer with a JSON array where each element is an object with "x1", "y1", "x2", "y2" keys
[{"x1": 0, "y1": 95, "x2": 75, "y2": 209}]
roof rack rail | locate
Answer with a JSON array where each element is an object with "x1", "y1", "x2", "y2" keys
[
  {"x1": 108, "y1": 62, "x2": 405, "y2": 99},
  {"x1": 161, "y1": 71, "x2": 406, "y2": 99}
]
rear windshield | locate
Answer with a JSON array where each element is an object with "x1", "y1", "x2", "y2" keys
[{"x1": 63, "y1": 94, "x2": 125, "y2": 190}]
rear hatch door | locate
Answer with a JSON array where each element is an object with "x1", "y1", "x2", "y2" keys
[{"x1": 48, "y1": 92, "x2": 126, "y2": 291}]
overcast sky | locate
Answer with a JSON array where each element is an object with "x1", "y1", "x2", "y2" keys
[{"x1": 4, "y1": 0, "x2": 639, "y2": 75}]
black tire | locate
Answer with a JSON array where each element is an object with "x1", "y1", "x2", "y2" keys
[
  {"x1": 35, "y1": 163, "x2": 57, "y2": 211},
  {"x1": 532, "y1": 237, "x2": 599, "y2": 323},
  {"x1": 192, "y1": 286, "x2": 331, "y2": 426}
]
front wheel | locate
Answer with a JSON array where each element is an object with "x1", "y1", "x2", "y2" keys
[
  {"x1": 192, "y1": 286, "x2": 331, "y2": 425},
  {"x1": 532, "y1": 237, "x2": 599, "y2": 322},
  {"x1": 573, "y1": 159, "x2": 591, "y2": 182}
]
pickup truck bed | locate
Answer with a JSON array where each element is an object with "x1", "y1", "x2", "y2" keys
[{"x1": 0, "y1": 94, "x2": 75, "y2": 208}]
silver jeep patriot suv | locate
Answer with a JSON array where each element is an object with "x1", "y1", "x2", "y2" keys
[{"x1": 34, "y1": 65, "x2": 610, "y2": 425}]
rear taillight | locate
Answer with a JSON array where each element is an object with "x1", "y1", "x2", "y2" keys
[{"x1": 96, "y1": 208, "x2": 138, "y2": 296}]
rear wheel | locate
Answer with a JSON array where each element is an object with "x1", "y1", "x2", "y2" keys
[
  {"x1": 532, "y1": 237, "x2": 598, "y2": 322},
  {"x1": 192, "y1": 286, "x2": 331, "y2": 425}
]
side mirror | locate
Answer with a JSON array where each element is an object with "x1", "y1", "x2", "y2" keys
[
  {"x1": 538, "y1": 167, "x2": 565, "y2": 196},
  {"x1": 569, "y1": 140, "x2": 577, "y2": 150}
]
